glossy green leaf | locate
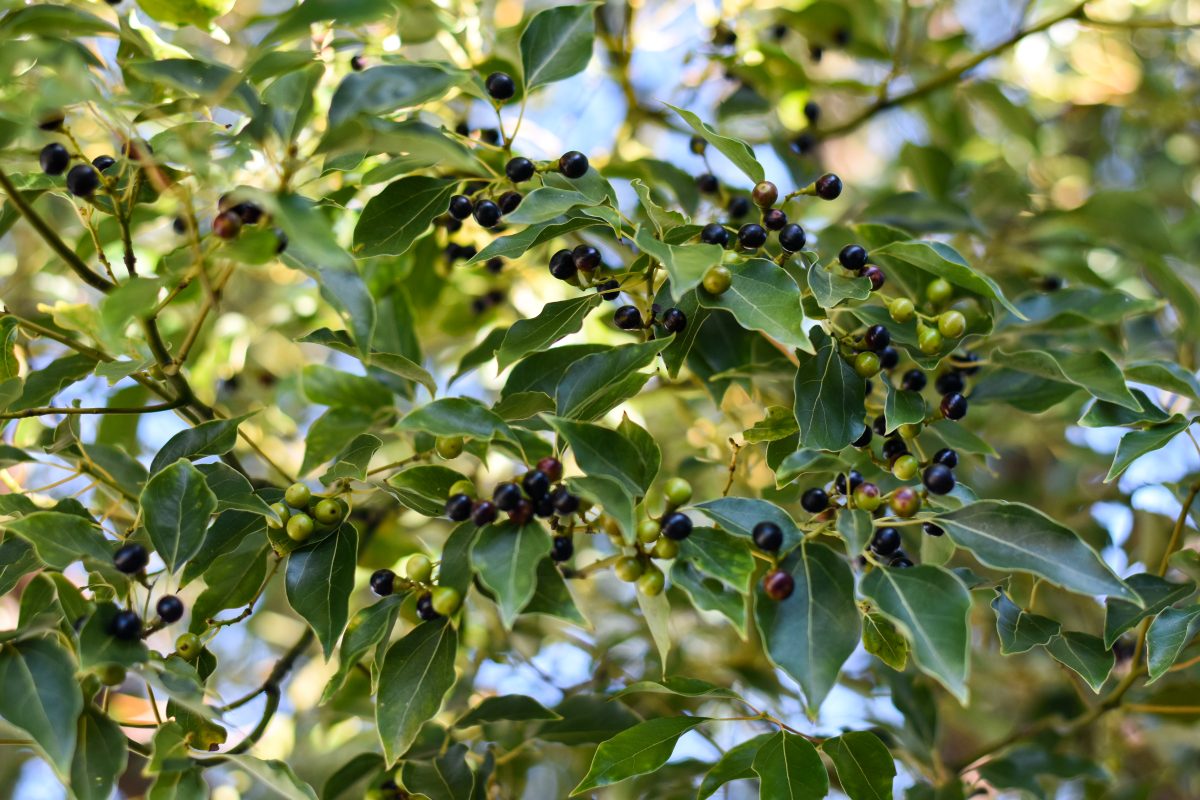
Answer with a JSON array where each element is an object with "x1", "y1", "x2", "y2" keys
[
  {"x1": 697, "y1": 258, "x2": 813, "y2": 353},
  {"x1": 862, "y1": 612, "x2": 908, "y2": 670},
  {"x1": 323, "y1": 595, "x2": 402, "y2": 701},
  {"x1": 555, "y1": 337, "x2": 670, "y2": 420},
  {"x1": 497, "y1": 295, "x2": 601, "y2": 370},
  {"x1": 520, "y1": 3, "x2": 596, "y2": 90},
  {"x1": 377, "y1": 619, "x2": 458, "y2": 764},
  {"x1": 546, "y1": 416, "x2": 650, "y2": 496},
  {"x1": 793, "y1": 328, "x2": 865, "y2": 452},
  {"x1": 991, "y1": 589, "x2": 1061, "y2": 655},
  {"x1": 678, "y1": 526, "x2": 755, "y2": 592},
  {"x1": 471, "y1": 521, "x2": 552, "y2": 627},
  {"x1": 1105, "y1": 416, "x2": 1191, "y2": 482},
  {"x1": 1044, "y1": 632, "x2": 1114, "y2": 693},
  {"x1": 996, "y1": 349, "x2": 1139, "y2": 410},
  {"x1": 286, "y1": 525, "x2": 358, "y2": 659},
  {"x1": 821, "y1": 731, "x2": 895, "y2": 800},
  {"x1": 78, "y1": 602, "x2": 150, "y2": 669},
  {"x1": 873, "y1": 240, "x2": 1023, "y2": 318},
  {"x1": 329, "y1": 65, "x2": 462, "y2": 127},
  {"x1": 0, "y1": 637, "x2": 82, "y2": 774},
  {"x1": 1103, "y1": 574, "x2": 1194, "y2": 648},
  {"x1": 698, "y1": 734, "x2": 772, "y2": 799},
  {"x1": 141, "y1": 459, "x2": 218, "y2": 574},
  {"x1": 751, "y1": 731, "x2": 828, "y2": 800},
  {"x1": 665, "y1": 104, "x2": 764, "y2": 183},
  {"x1": 385, "y1": 465, "x2": 466, "y2": 516},
  {"x1": 1145, "y1": 605, "x2": 1200, "y2": 683},
  {"x1": 571, "y1": 716, "x2": 708, "y2": 795},
  {"x1": 70, "y1": 708, "x2": 128, "y2": 800},
  {"x1": 3, "y1": 511, "x2": 110, "y2": 570},
  {"x1": 696, "y1": 497, "x2": 803, "y2": 553},
  {"x1": 808, "y1": 263, "x2": 871, "y2": 308},
  {"x1": 455, "y1": 694, "x2": 560, "y2": 727},
  {"x1": 634, "y1": 227, "x2": 723, "y2": 300},
  {"x1": 398, "y1": 397, "x2": 515, "y2": 442},
  {"x1": 149, "y1": 415, "x2": 251, "y2": 475},
  {"x1": 884, "y1": 383, "x2": 926, "y2": 433}
]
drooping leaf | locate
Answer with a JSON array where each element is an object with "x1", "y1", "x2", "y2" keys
[
  {"x1": 664, "y1": 104, "x2": 764, "y2": 183},
  {"x1": 697, "y1": 734, "x2": 772, "y2": 799},
  {"x1": 377, "y1": 619, "x2": 458, "y2": 764},
  {"x1": 1103, "y1": 574, "x2": 1194, "y2": 648},
  {"x1": 496, "y1": 296, "x2": 602, "y2": 370},
  {"x1": 70, "y1": 708, "x2": 128, "y2": 800},
  {"x1": 991, "y1": 589, "x2": 1061, "y2": 655},
  {"x1": 821, "y1": 731, "x2": 895, "y2": 800},
  {"x1": 1044, "y1": 632, "x2": 1114, "y2": 693},
  {"x1": 571, "y1": 716, "x2": 709, "y2": 795},
  {"x1": 751, "y1": 731, "x2": 828, "y2": 800},
  {"x1": 794, "y1": 328, "x2": 865, "y2": 451},
  {"x1": 1145, "y1": 605, "x2": 1200, "y2": 683},
  {"x1": 140, "y1": 459, "x2": 218, "y2": 575},
  {"x1": 519, "y1": 3, "x2": 596, "y2": 90},
  {"x1": 455, "y1": 694, "x2": 560, "y2": 727},
  {"x1": 286, "y1": 525, "x2": 358, "y2": 659},
  {"x1": 0, "y1": 637, "x2": 82, "y2": 774},
  {"x1": 471, "y1": 521, "x2": 551, "y2": 627}
]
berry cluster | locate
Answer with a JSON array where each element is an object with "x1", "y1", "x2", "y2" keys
[
  {"x1": 107, "y1": 543, "x2": 187, "y2": 646},
  {"x1": 266, "y1": 482, "x2": 349, "y2": 543},
  {"x1": 370, "y1": 552, "x2": 462, "y2": 622},
  {"x1": 608, "y1": 477, "x2": 695, "y2": 596},
  {"x1": 748, "y1": 521, "x2": 796, "y2": 601}
]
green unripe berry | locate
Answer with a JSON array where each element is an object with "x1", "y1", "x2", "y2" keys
[
  {"x1": 430, "y1": 586, "x2": 462, "y2": 616},
  {"x1": 638, "y1": 566, "x2": 665, "y2": 596},
  {"x1": 286, "y1": 512, "x2": 315, "y2": 542},
  {"x1": 652, "y1": 538, "x2": 679, "y2": 559},
  {"x1": 898, "y1": 423, "x2": 922, "y2": 439},
  {"x1": 917, "y1": 326, "x2": 944, "y2": 355},
  {"x1": 853, "y1": 483, "x2": 882, "y2": 512},
  {"x1": 284, "y1": 482, "x2": 311, "y2": 508},
  {"x1": 664, "y1": 477, "x2": 693, "y2": 507},
  {"x1": 614, "y1": 556, "x2": 644, "y2": 582},
  {"x1": 175, "y1": 633, "x2": 202, "y2": 661},
  {"x1": 889, "y1": 297, "x2": 915, "y2": 323},
  {"x1": 892, "y1": 454, "x2": 920, "y2": 481},
  {"x1": 435, "y1": 435, "x2": 464, "y2": 459},
  {"x1": 406, "y1": 554, "x2": 433, "y2": 583},
  {"x1": 313, "y1": 498, "x2": 344, "y2": 526},
  {"x1": 96, "y1": 664, "x2": 126, "y2": 686},
  {"x1": 854, "y1": 351, "x2": 881, "y2": 378},
  {"x1": 937, "y1": 310, "x2": 966, "y2": 338},
  {"x1": 449, "y1": 480, "x2": 476, "y2": 499},
  {"x1": 267, "y1": 502, "x2": 290, "y2": 529},
  {"x1": 702, "y1": 265, "x2": 733, "y2": 295},
  {"x1": 926, "y1": 278, "x2": 953, "y2": 305},
  {"x1": 637, "y1": 519, "x2": 661, "y2": 544}
]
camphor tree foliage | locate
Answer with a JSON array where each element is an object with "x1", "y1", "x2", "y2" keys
[{"x1": 2, "y1": 0, "x2": 1200, "y2": 797}]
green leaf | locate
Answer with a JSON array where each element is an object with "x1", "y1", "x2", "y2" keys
[
  {"x1": 136, "y1": 0, "x2": 235, "y2": 28},
  {"x1": 469, "y1": 217, "x2": 604, "y2": 264},
  {"x1": 301, "y1": 365, "x2": 393, "y2": 409},
  {"x1": 860, "y1": 565, "x2": 971, "y2": 702},
  {"x1": 323, "y1": 595, "x2": 402, "y2": 701},
  {"x1": 697, "y1": 258, "x2": 813, "y2": 353},
  {"x1": 1146, "y1": 605, "x2": 1200, "y2": 683},
  {"x1": 695, "y1": 497, "x2": 803, "y2": 553},
  {"x1": 571, "y1": 716, "x2": 708, "y2": 795},
  {"x1": 698, "y1": 734, "x2": 772, "y2": 799},
  {"x1": 286, "y1": 525, "x2": 358, "y2": 659},
  {"x1": 754, "y1": 542, "x2": 859, "y2": 714},
  {"x1": 0, "y1": 637, "x2": 82, "y2": 774},
  {"x1": 546, "y1": 416, "x2": 650, "y2": 496},
  {"x1": 610, "y1": 676, "x2": 740, "y2": 701},
  {"x1": 3, "y1": 511, "x2": 110, "y2": 570},
  {"x1": 1103, "y1": 574, "x2": 1194, "y2": 648},
  {"x1": 386, "y1": 465, "x2": 467, "y2": 516},
  {"x1": 1124, "y1": 360, "x2": 1200, "y2": 402},
  {"x1": 329, "y1": 65, "x2": 461, "y2": 128},
  {"x1": 398, "y1": 397, "x2": 515, "y2": 442},
  {"x1": 808, "y1": 263, "x2": 871, "y2": 309},
  {"x1": 793, "y1": 328, "x2": 865, "y2": 452},
  {"x1": 884, "y1": 383, "x2": 926, "y2": 433},
  {"x1": 638, "y1": 588, "x2": 672, "y2": 671},
  {"x1": 670, "y1": 561, "x2": 747, "y2": 637},
  {"x1": 471, "y1": 521, "x2": 552, "y2": 627},
  {"x1": 141, "y1": 459, "x2": 218, "y2": 575},
  {"x1": 821, "y1": 731, "x2": 896, "y2": 800},
  {"x1": 1079, "y1": 389, "x2": 1169, "y2": 428},
  {"x1": 377, "y1": 619, "x2": 458, "y2": 764},
  {"x1": 634, "y1": 227, "x2": 723, "y2": 300},
  {"x1": 568, "y1": 475, "x2": 636, "y2": 545},
  {"x1": 555, "y1": 337, "x2": 671, "y2": 420},
  {"x1": 150, "y1": 415, "x2": 251, "y2": 475},
  {"x1": 539, "y1": 694, "x2": 639, "y2": 745},
  {"x1": 678, "y1": 527, "x2": 755, "y2": 592},
  {"x1": 631, "y1": 179, "x2": 688, "y2": 233},
  {"x1": 664, "y1": 104, "x2": 764, "y2": 183},
  {"x1": 301, "y1": 408, "x2": 375, "y2": 478},
  {"x1": 1105, "y1": 416, "x2": 1191, "y2": 482},
  {"x1": 616, "y1": 414, "x2": 661, "y2": 489},
  {"x1": 321, "y1": 433, "x2": 383, "y2": 485},
  {"x1": 70, "y1": 707, "x2": 128, "y2": 800},
  {"x1": 402, "y1": 743, "x2": 475, "y2": 800},
  {"x1": 1044, "y1": 632, "x2": 1114, "y2": 693},
  {"x1": 503, "y1": 187, "x2": 597, "y2": 225},
  {"x1": 148, "y1": 768, "x2": 208, "y2": 799},
  {"x1": 751, "y1": 731, "x2": 828, "y2": 799},
  {"x1": 936, "y1": 501, "x2": 1139, "y2": 602},
  {"x1": 0, "y1": 535, "x2": 40, "y2": 595},
  {"x1": 523, "y1": 557, "x2": 587, "y2": 625},
  {"x1": 0, "y1": 4, "x2": 118, "y2": 36},
  {"x1": 497, "y1": 295, "x2": 602, "y2": 370},
  {"x1": 743, "y1": 406, "x2": 800, "y2": 444},
  {"x1": 353, "y1": 176, "x2": 457, "y2": 258},
  {"x1": 79, "y1": 602, "x2": 150, "y2": 669},
  {"x1": 872, "y1": 240, "x2": 1023, "y2": 318},
  {"x1": 862, "y1": 612, "x2": 908, "y2": 670},
  {"x1": 455, "y1": 694, "x2": 560, "y2": 727},
  {"x1": 837, "y1": 508, "x2": 874, "y2": 556},
  {"x1": 222, "y1": 755, "x2": 318, "y2": 800},
  {"x1": 991, "y1": 589, "x2": 1061, "y2": 655},
  {"x1": 996, "y1": 349, "x2": 1139, "y2": 411},
  {"x1": 197, "y1": 463, "x2": 278, "y2": 521},
  {"x1": 520, "y1": 3, "x2": 596, "y2": 90},
  {"x1": 299, "y1": 328, "x2": 436, "y2": 396}
]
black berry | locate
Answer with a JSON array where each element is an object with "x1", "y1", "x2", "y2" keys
[
  {"x1": 597, "y1": 279, "x2": 621, "y2": 300},
  {"x1": 448, "y1": 194, "x2": 473, "y2": 220},
  {"x1": 212, "y1": 211, "x2": 242, "y2": 238},
  {"x1": 479, "y1": 128, "x2": 501, "y2": 145},
  {"x1": 614, "y1": 305, "x2": 643, "y2": 330},
  {"x1": 932, "y1": 448, "x2": 959, "y2": 468},
  {"x1": 881, "y1": 437, "x2": 908, "y2": 462},
  {"x1": 762, "y1": 209, "x2": 787, "y2": 230},
  {"x1": 751, "y1": 181, "x2": 778, "y2": 208},
  {"x1": 901, "y1": 369, "x2": 927, "y2": 392},
  {"x1": 814, "y1": 173, "x2": 842, "y2": 200},
  {"x1": 726, "y1": 195, "x2": 750, "y2": 218},
  {"x1": 485, "y1": 72, "x2": 516, "y2": 101},
  {"x1": 660, "y1": 511, "x2": 693, "y2": 540},
  {"x1": 738, "y1": 223, "x2": 767, "y2": 250},
  {"x1": 923, "y1": 522, "x2": 945, "y2": 537},
  {"x1": 40, "y1": 143, "x2": 70, "y2": 175},
  {"x1": 801, "y1": 487, "x2": 828, "y2": 513},
  {"x1": 549, "y1": 249, "x2": 577, "y2": 280},
  {"x1": 113, "y1": 543, "x2": 149, "y2": 574},
  {"x1": 778, "y1": 223, "x2": 807, "y2": 252},
  {"x1": 445, "y1": 493, "x2": 473, "y2": 521},
  {"x1": 551, "y1": 536, "x2": 574, "y2": 562},
  {"x1": 573, "y1": 244, "x2": 601, "y2": 271},
  {"x1": 957, "y1": 352, "x2": 982, "y2": 375},
  {"x1": 534, "y1": 495, "x2": 556, "y2": 518},
  {"x1": 879, "y1": 346, "x2": 899, "y2": 370},
  {"x1": 350, "y1": 54, "x2": 366, "y2": 71},
  {"x1": 936, "y1": 371, "x2": 966, "y2": 395},
  {"x1": 870, "y1": 527, "x2": 901, "y2": 556},
  {"x1": 473, "y1": 199, "x2": 501, "y2": 228},
  {"x1": 539, "y1": 455, "x2": 565, "y2": 479},
  {"x1": 558, "y1": 151, "x2": 589, "y2": 179},
  {"x1": 889, "y1": 555, "x2": 914, "y2": 568},
  {"x1": 92, "y1": 155, "x2": 116, "y2": 172},
  {"x1": 763, "y1": 569, "x2": 795, "y2": 600},
  {"x1": 522, "y1": 470, "x2": 551, "y2": 500},
  {"x1": 509, "y1": 498, "x2": 534, "y2": 525},
  {"x1": 505, "y1": 157, "x2": 535, "y2": 183},
  {"x1": 803, "y1": 101, "x2": 820, "y2": 124},
  {"x1": 923, "y1": 464, "x2": 956, "y2": 495},
  {"x1": 861, "y1": 265, "x2": 886, "y2": 290},
  {"x1": 697, "y1": 173, "x2": 719, "y2": 193},
  {"x1": 551, "y1": 487, "x2": 580, "y2": 515},
  {"x1": 852, "y1": 426, "x2": 872, "y2": 448},
  {"x1": 497, "y1": 191, "x2": 522, "y2": 215},
  {"x1": 839, "y1": 245, "x2": 868, "y2": 271},
  {"x1": 872, "y1": 415, "x2": 888, "y2": 436},
  {"x1": 416, "y1": 592, "x2": 440, "y2": 620},
  {"x1": 752, "y1": 521, "x2": 783, "y2": 552},
  {"x1": 791, "y1": 133, "x2": 815, "y2": 155},
  {"x1": 156, "y1": 595, "x2": 184, "y2": 623},
  {"x1": 661, "y1": 308, "x2": 687, "y2": 333},
  {"x1": 700, "y1": 223, "x2": 730, "y2": 247},
  {"x1": 940, "y1": 393, "x2": 968, "y2": 420},
  {"x1": 864, "y1": 325, "x2": 891, "y2": 352},
  {"x1": 66, "y1": 164, "x2": 100, "y2": 197},
  {"x1": 835, "y1": 470, "x2": 864, "y2": 494},
  {"x1": 689, "y1": 135, "x2": 707, "y2": 154},
  {"x1": 231, "y1": 202, "x2": 263, "y2": 224},
  {"x1": 471, "y1": 500, "x2": 498, "y2": 526},
  {"x1": 493, "y1": 482, "x2": 523, "y2": 511},
  {"x1": 38, "y1": 111, "x2": 65, "y2": 131},
  {"x1": 109, "y1": 610, "x2": 142, "y2": 640}
]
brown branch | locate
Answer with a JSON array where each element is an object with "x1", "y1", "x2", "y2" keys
[{"x1": 0, "y1": 397, "x2": 186, "y2": 420}]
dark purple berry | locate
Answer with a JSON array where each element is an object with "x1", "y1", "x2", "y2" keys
[
  {"x1": 778, "y1": 223, "x2": 807, "y2": 252},
  {"x1": 801, "y1": 488, "x2": 828, "y2": 513},
  {"x1": 839, "y1": 244, "x2": 868, "y2": 271}
]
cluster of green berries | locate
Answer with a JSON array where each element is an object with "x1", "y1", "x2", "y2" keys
[
  {"x1": 602, "y1": 477, "x2": 694, "y2": 597},
  {"x1": 266, "y1": 483, "x2": 349, "y2": 543},
  {"x1": 370, "y1": 553, "x2": 462, "y2": 622}
]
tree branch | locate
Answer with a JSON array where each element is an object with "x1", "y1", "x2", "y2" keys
[{"x1": 0, "y1": 397, "x2": 186, "y2": 420}]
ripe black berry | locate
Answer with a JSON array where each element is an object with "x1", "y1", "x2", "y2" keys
[
  {"x1": 558, "y1": 151, "x2": 589, "y2": 179},
  {"x1": 727, "y1": 196, "x2": 750, "y2": 218},
  {"x1": 445, "y1": 493, "x2": 473, "y2": 521},
  {"x1": 522, "y1": 469, "x2": 551, "y2": 500},
  {"x1": 835, "y1": 470, "x2": 864, "y2": 494},
  {"x1": 537, "y1": 456, "x2": 564, "y2": 481},
  {"x1": 479, "y1": 128, "x2": 501, "y2": 145},
  {"x1": 890, "y1": 555, "x2": 914, "y2": 568},
  {"x1": 509, "y1": 498, "x2": 534, "y2": 525},
  {"x1": 173, "y1": 216, "x2": 188, "y2": 235},
  {"x1": 92, "y1": 155, "x2": 117, "y2": 172},
  {"x1": 660, "y1": 512, "x2": 693, "y2": 540},
  {"x1": 878, "y1": 346, "x2": 899, "y2": 370},
  {"x1": 882, "y1": 436, "x2": 908, "y2": 462},
  {"x1": 803, "y1": 101, "x2": 820, "y2": 124},
  {"x1": 416, "y1": 592, "x2": 440, "y2": 620},
  {"x1": 697, "y1": 173, "x2": 719, "y2": 193},
  {"x1": 738, "y1": 223, "x2": 767, "y2": 249},
  {"x1": 762, "y1": 209, "x2": 787, "y2": 230},
  {"x1": 38, "y1": 111, "x2": 65, "y2": 131},
  {"x1": 923, "y1": 464, "x2": 956, "y2": 495},
  {"x1": 493, "y1": 482, "x2": 523, "y2": 511},
  {"x1": 661, "y1": 308, "x2": 687, "y2": 333},
  {"x1": 870, "y1": 527, "x2": 901, "y2": 556},
  {"x1": 471, "y1": 500, "x2": 498, "y2": 526},
  {"x1": 700, "y1": 223, "x2": 730, "y2": 247},
  {"x1": 861, "y1": 265, "x2": 886, "y2": 290},
  {"x1": 485, "y1": 72, "x2": 516, "y2": 100},
  {"x1": 448, "y1": 194, "x2": 473, "y2": 220},
  {"x1": 839, "y1": 244, "x2": 868, "y2": 271},
  {"x1": 573, "y1": 244, "x2": 601, "y2": 271},
  {"x1": 778, "y1": 223, "x2": 807, "y2": 252},
  {"x1": 551, "y1": 487, "x2": 580, "y2": 515},
  {"x1": 872, "y1": 415, "x2": 888, "y2": 436},
  {"x1": 113, "y1": 543, "x2": 149, "y2": 574},
  {"x1": 852, "y1": 426, "x2": 872, "y2": 448},
  {"x1": 213, "y1": 210, "x2": 242, "y2": 239},
  {"x1": 551, "y1": 536, "x2": 574, "y2": 562},
  {"x1": 614, "y1": 305, "x2": 643, "y2": 330},
  {"x1": 473, "y1": 199, "x2": 501, "y2": 228},
  {"x1": 923, "y1": 522, "x2": 945, "y2": 537},
  {"x1": 350, "y1": 54, "x2": 366, "y2": 71},
  {"x1": 940, "y1": 392, "x2": 968, "y2": 420},
  {"x1": 549, "y1": 249, "x2": 577, "y2": 280},
  {"x1": 505, "y1": 157, "x2": 535, "y2": 182},
  {"x1": 66, "y1": 164, "x2": 100, "y2": 197},
  {"x1": 156, "y1": 595, "x2": 184, "y2": 623},
  {"x1": 932, "y1": 448, "x2": 959, "y2": 468},
  {"x1": 814, "y1": 173, "x2": 842, "y2": 200},
  {"x1": 232, "y1": 202, "x2": 263, "y2": 224},
  {"x1": 801, "y1": 487, "x2": 828, "y2": 513},
  {"x1": 957, "y1": 352, "x2": 982, "y2": 375},
  {"x1": 752, "y1": 521, "x2": 783, "y2": 551},
  {"x1": 864, "y1": 324, "x2": 891, "y2": 352},
  {"x1": 900, "y1": 369, "x2": 926, "y2": 392},
  {"x1": 497, "y1": 191, "x2": 522, "y2": 215},
  {"x1": 935, "y1": 371, "x2": 965, "y2": 395},
  {"x1": 109, "y1": 610, "x2": 142, "y2": 641},
  {"x1": 597, "y1": 280, "x2": 621, "y2": 301},
  {"x1": 763, "y1": 569, "x2": 795, "y2": 600},
  {"x1": 791, "y1": 133, "x2": 815, "y2": 155},
  {"x1": 40, "y1": 143, "x2": 70, "y2": 175}
]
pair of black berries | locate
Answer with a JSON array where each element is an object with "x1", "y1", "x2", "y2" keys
[
  {"x1": 897, "y1": 370, "x2": 970, "y2": 423},
  {"x1": 868, "y1": 528, "x2": 913, "y2": 568},
  {"x1": 40, "y1": 143, "x2": 103, "y2": 197},
  {"x1": 922, "y1": 448, "x2": 958, "y2": 495},
  {"x1": 838, "y1": 244, "x2": 886, "y2": 290},
  {"x1": 548, "y1": 244, "x2": 602, "y2": 280},
  {"x1": 369, "y1": 570, "x2": 444, "y2": 621},
  {"x1": 614, "y1": 304, "x2": 687, "y2": 333}
]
